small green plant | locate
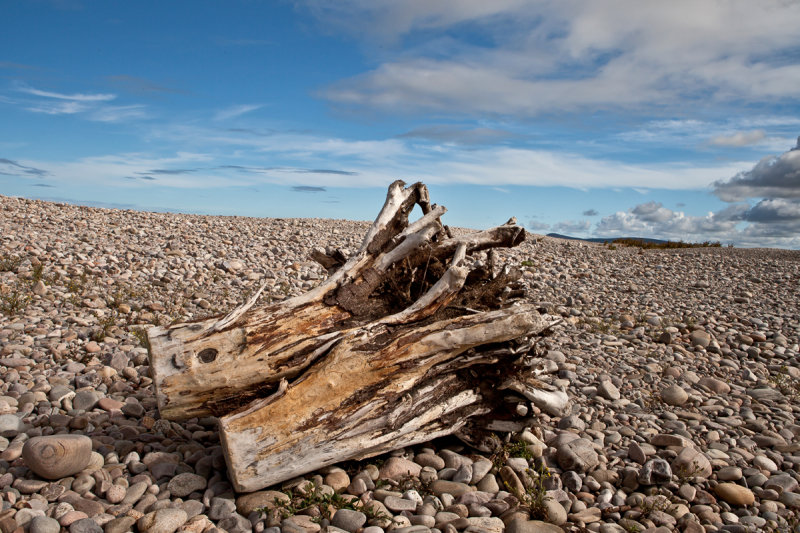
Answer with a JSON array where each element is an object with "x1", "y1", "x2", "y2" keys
[
  {"x1": 67, "y1": 273, "x2": 88, "y2": 294},
  {"x1": 639, "y1": 494, "x2": 672, "y2": 515},
  {"x1": 520, "y1": 260, "x2": 534, "y2": 267},
  {"x1": 769, "y1": 366, "x2": 800, "y2": 401},
  {"x1": 763, "y1": 510, "x2": 799, "y2": 532},
  {"x1": 0, "y1": 255, "x2": 21, "y2": 272},
  {"x1": 621, "y1": 521, "x2": 643, "y2": 533},
  {"x1": 131, "y1": 327, "x2": 151, "y2": 352},
  {"x1": 505, "y1": 462, "x2": 552, "y2": 521},
  {"x1": 0, "y1": 282, "x2": 31, "y2": 316},
  {"x1": 262, "y1": 481, "x2": 392, "y2": 523},
  {"x1": 93, "y1": 313, "x2": 118, "y2": 342},
  {"x1": 31, "y1": 263, "x2": 44, "y2": 282},
  {"x1": 674, "y1": 459, "x2": 705, "y2": 482}
]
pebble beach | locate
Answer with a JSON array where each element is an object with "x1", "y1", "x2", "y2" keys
[{"x1": 1, "y1": 193, "x2": 800, "y2": 533}]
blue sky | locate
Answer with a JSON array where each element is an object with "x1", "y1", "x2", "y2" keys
[{"x1": 2, "y1": 1, "x2": 800, "y2": 248}]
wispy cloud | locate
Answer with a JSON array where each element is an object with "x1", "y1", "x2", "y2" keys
[
  {"x1": 582, "y1": 209, "x2": 598, "y2": 216},
  {"x1": 9, "y1": 82, "x2": 147, "y2": 122},
  {"x1": 292, "y1": 185, "x2": 326, "y2": 192},
  {"x1": 89, "y1": 104, "x2": 149, "y2": 122},
  {"x1": 709, "y1": 129, "x2": 766, "y2": 147},
  {"x1": 214, "y1": 104, "x2": 264, "y2": 121},
  {"x1": 0, "y1": 157, "x2": 48, "y2": 177},
  {"x1": 16, "y1": 83, "x2": 116, "y2": 102},
  {"x1": 552, "y1": 220, "x2": 591, "y2": 235},
  {"x1": 397, "y1": 125, "x2": 513, "y2": 145},
  {"x1": 0, "y1": 61, "x2": 38, "y2": 70}
]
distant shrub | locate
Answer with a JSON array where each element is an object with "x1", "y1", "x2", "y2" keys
[{"x1": 611, "y1": 238, "x2": 721, "y2": 250}]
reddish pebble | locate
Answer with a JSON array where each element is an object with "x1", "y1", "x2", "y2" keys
[
  {"x1": 97, "y1": 398, "x2": 124, "y2": 411},
  {"x1": 59, "y1": 511, "x2": 89, "y2": 526}
]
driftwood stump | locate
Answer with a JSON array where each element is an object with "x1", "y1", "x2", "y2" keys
[{"x1": 148, "y1": 181, "x2": 562, "y2": 492}]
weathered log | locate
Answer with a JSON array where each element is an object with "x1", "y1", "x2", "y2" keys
[{"x1": 148, "y1": 180, "x2": 560, "y2": 492}]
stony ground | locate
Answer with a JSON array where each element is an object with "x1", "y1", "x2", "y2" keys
[{"x1": 1, "y1": 194, "x2": 800, "y2": 533}]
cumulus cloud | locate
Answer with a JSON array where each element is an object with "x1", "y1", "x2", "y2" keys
[
  {"x1": 710, "y1": 129, "x2": 766, "y2": 147},
  {"x1": 582, "y1": 209, "x2": 598, "y2": 216},
  {"x1": 713, "y1": 137, "x2": 800, "y2": 201},
  {"x1": 744, "y1": 198, "x2": 800, "y2": 223},
  {"x1": 596, "y1": 202, "x2": 741, "y2": 240},
  {"x1": 631, "y1": 201, "x2": 675, "y2": 223}
]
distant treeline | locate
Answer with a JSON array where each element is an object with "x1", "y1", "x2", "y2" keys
[{"x1": 606, "y1": 238, "x2": 724, "y2": 249}]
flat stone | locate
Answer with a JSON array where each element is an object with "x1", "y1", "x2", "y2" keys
[
  {"x1": 72, "y1": 390, "x2": 102, "y2": 411},
  {"x1": 68, "y1": 518, "x2": 102, "y2": 533},
  {"x1": 506, "y1": 519, "x2": 564, "y2": 533},
  {"x1": 714, "y1": 483, "x2": 755, "y2": 506},
  {"x1": 22, "y1": 435, "x2": 93, "y2": 479},
  {"x1": 379, "y1": 457, "x2": 422, "y2": 480},
  {"x1": 671, "y1": 447, "x2": 711, "y2": 479},
  {"x1": 697, "y1": 377, "x2": 730, "y2": 395},
  {"x1": 430, "y1": 480, "x2": 474, "y2": 497},
  {"x1": 166, "y1": 472, "x2": 206, "y2": 497},
  {"x1": 331, "y1": 509, "x2": 367, "y2": 532},
  {"x1": 236, "y1": 490, "x2": 290, "y2": 515},
  {"x1": 556, "y1": 438, "x2": 599, "y2": 473},
  {"x1": 103, "y1": 516, "x2": 137, "y2": 533},
  {"x1": 384, "y1": 495, "x2": 418, "y2": 512},
  {"x1": 137, "y1": 508, "x2": 188, "y2": 533},
  {"x1": 597, "y1": 380, "x2": 620, "y2": 401}
]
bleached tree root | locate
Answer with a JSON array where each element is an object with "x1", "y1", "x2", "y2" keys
[{"x1": 148, "y1": 180, "x2": 560, "y2": 492}]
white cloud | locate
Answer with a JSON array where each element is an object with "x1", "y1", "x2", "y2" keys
[
  {"x1": 215, "y1": 104, "x2": 264, "y2": 121},
  {"x1": 709, "y1": 130, "x2": 766, "y2": 147},
  {"x1": 310, "y1": 1, "x2": 800, "y2": 116},
  {"x1": 26, "y1": 101, "x2": 89, "y2": 115},
  {"x1": 596, "y1": 203, "x2": 741, "y2": 240},
  {"x1": 552, "y1": 219, "x2": 590, "y2": 235},
  {"x1": 90, "y1": 105, "x2": 149, "y2": 122},
  {"x1": 10, "y1": 82, "x2": 150, "y2": 122},
  {"x1": 526, "y1": 220, "x2": 550, "y2": 231},
  {"x1": 16, "y1": 84, "x2": 116, "y2": 102}
]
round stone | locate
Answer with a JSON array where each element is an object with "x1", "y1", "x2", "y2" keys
[
  {"x1": 29, "y1": 516, "x2": 60, "y2": 533},
  {"x1": 661, "y1": 384, "x2": 689, "y2": 406},
  {"x1": 22, "y1": 435, "x2": 93, "y2": 480}
]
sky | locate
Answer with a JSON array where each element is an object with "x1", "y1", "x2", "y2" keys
[{"x1": 2, "y1": 1, "x2": 800, "y2": 249}]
